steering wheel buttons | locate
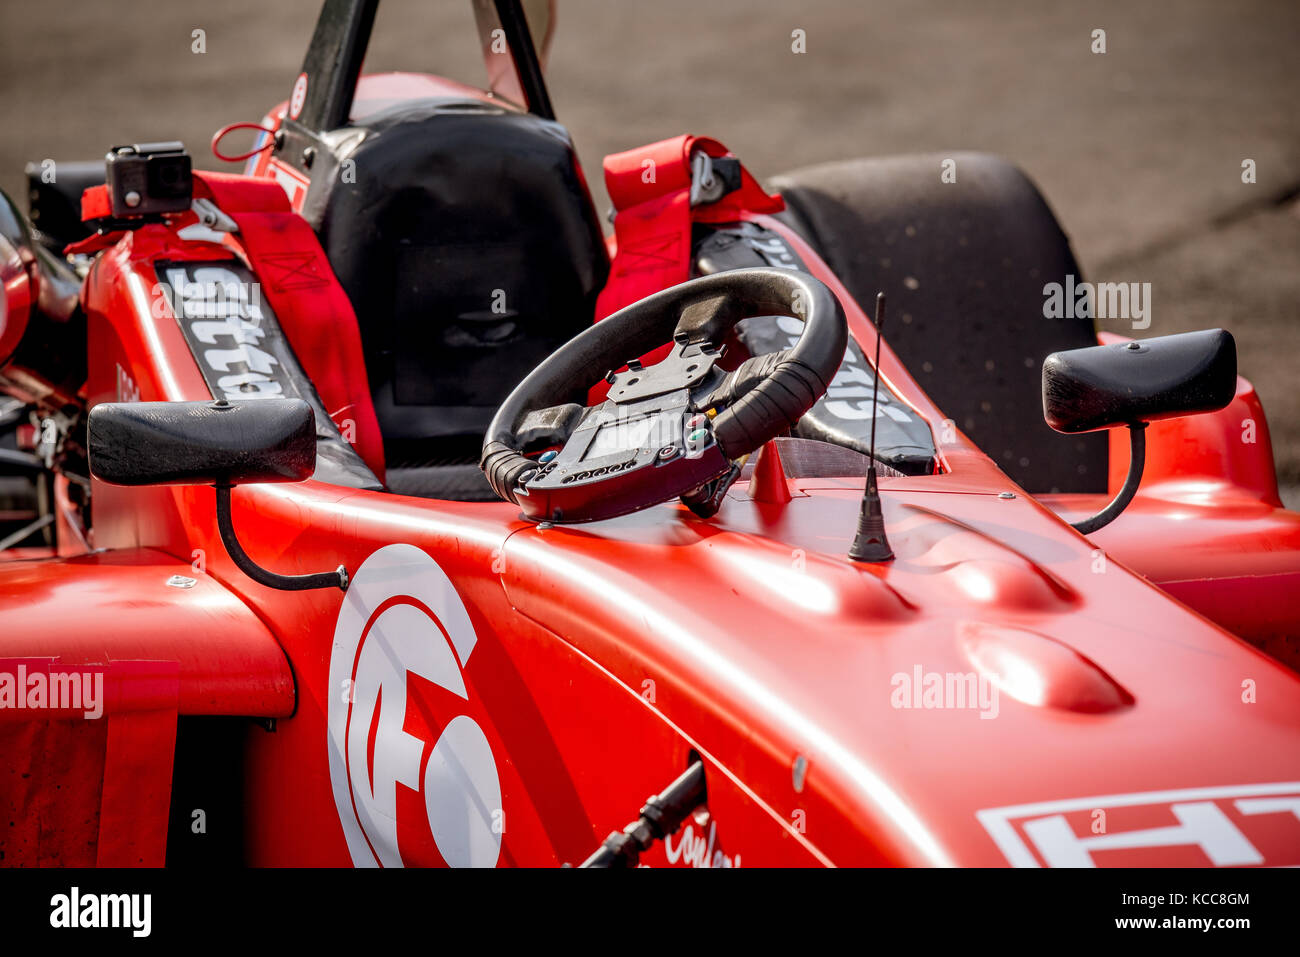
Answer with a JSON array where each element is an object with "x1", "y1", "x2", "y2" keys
[
  {"x1": 658, "y1": 446, "x2": 679, "y2": 461},
  {"x1": 539, "y1": 450, "x2": 558, "y2": 464},
  {"x1": 686, "y1": 414, "x2": 708, "y2": 430},
  {"x1": 688, "y1": 428, "x2": 710, "y2": 444}
]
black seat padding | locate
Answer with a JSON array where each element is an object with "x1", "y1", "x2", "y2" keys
[{"x1": 301, "y1": 99, "x2": 609, "y2": 497}]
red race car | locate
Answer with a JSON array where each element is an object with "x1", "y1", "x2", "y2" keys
[{"x1": 1, "y1": 0, "x2": 1297, "y2": 869}]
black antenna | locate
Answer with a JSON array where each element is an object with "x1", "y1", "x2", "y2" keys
[{"x1": 848, "y1": 292, "x2": 894, "y2": 562}]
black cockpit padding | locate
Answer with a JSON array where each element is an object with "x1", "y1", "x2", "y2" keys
[{"x1": 301, "y1": 99, "x2": 609, "y2": 480}]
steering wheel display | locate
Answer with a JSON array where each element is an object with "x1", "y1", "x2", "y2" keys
[{"x1": 480, "y1": 268, "x2": 847, "y2": 523}]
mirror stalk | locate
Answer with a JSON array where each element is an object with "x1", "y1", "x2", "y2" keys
[
  {"x1": 216, "y1": 485, "x2": 349, "y2": 591},
  {"x1": 1071, "y1": 423, "x2": 1146, "y2": 535}
]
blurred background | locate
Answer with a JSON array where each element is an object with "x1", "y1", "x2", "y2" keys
[{"x1": 2, "y1": 0, "x2": 1296, "y2": 502}]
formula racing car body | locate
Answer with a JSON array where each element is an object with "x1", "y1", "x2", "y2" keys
[{"x1": 1, "y1": 0, "x2": 1298, "y2": 868}]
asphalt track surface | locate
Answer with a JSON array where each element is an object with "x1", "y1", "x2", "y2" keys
[{"x1": 2, "y1": 0, "x2": 1296, "y2": 502}]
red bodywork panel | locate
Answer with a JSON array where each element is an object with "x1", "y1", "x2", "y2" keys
[
  {"x1": 1, "y1": 71, "x2": 1297, "y2": 868},
  {"x1": 0, "y1": 549, "x2": 293, "y2": 865}
]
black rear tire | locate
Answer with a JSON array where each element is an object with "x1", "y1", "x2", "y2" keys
[{"x1": 771, "y1": 152, "x2": 1105, "y2": 493}]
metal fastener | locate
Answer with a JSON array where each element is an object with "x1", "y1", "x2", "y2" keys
[{"x1": 792, "y1": 754, "x2": 809, "y2": 793}]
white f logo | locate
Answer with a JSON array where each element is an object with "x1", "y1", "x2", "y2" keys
[{"x1": 329, "y1": 544, "x2": 502, "y2": 867}]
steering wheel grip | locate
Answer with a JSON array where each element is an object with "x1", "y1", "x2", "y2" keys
[{"x1": 481, "y1": 268, "x2": 847, "y2": 506}]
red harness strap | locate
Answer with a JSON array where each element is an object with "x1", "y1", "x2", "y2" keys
[
  {"x1": 590, "y1": 136, "x2": 784, "y2": 403},
  {"x1": 80, "y1": 174, "x2": 386, "y2": 481},
  {"x1": 595, "y1": 134, "x2": 784, "y2": 320}
]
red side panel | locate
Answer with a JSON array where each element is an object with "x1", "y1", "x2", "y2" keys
[
  {"x1": 0, "y1": 718, "x2": 105, "y2": 866},
  {"x1": 0, "y1": 548, "x2": 295, "y2": 715},
  {"x1": 95, "y1": 661, "x2": 180, "y2": 866},
  {"x1": 1108, "y1": 374, "x2": 1282, "y2": 507},
  {"x1": 0, "y1": 549, "x2": 294, "y2": 866}
]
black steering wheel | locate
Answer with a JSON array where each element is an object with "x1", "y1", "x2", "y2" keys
[{"x1": 480, "y1": 267, "x2": 847, "y2": 523}]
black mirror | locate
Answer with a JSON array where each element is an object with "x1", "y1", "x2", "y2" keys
[
  {"x1": 88, "y1": 398, "x2": 316, "y2": 487},
  {"x1": 1040, "y1": 329, "x2": 1237, "y2": 535},
  {"x1": 1042, "y1": 329, "x2": 1236, "y2": 434},
  {"x1": 88, "y1": 398, "x2": 347, "y2": 591}
]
